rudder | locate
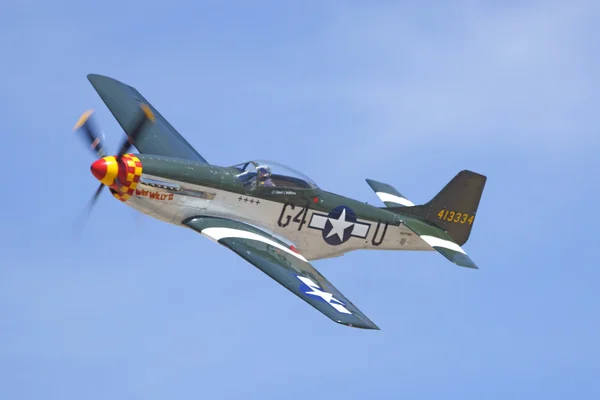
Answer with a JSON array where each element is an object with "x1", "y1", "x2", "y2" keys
[{"x1": 390, "y1": 170, "x2": 486, "y2": 246}]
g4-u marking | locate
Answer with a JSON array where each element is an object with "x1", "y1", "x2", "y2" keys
[{"x1": 74, "y1": 74, "x2": 487, "y2": 331}]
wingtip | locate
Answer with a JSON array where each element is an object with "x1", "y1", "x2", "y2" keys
[
  {"x1": 336, "y1": 319, "x2": 380, "y2": 330},
  {"x1": 354, "y1": 323, "x2": 381, "y2": 331},
  {"x1": 87, "y1": 73, "x2": 104, "y2": 83},
  {"x1": 87, "y1": 73, "x2": 125, "y2": 87},
  {"x1": 364, "y1": 323, "x2": 381, "y2": 330}
]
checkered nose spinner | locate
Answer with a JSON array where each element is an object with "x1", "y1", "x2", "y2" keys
[{"x1": 90, "y1": 154, "x2": 143, "y2": 202}]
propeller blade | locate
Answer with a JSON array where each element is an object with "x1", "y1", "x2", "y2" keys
[
  {"x1": 115, "y1": 103, "x2": 155, "y2": 158},
  {"x1": 90, "y1": 182, "x2": 105, "y2": 205},
  {"x1": 73, "y1": 104, "x2": 154, "y2": 237},
  {"x1": 73, "y1": 109, "x2": 106, "y2": 158},
  {"x1": 72, "y1": 183, "x2": 105, "y2": 237}
]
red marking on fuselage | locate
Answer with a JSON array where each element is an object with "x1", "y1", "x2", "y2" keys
[{"x1": 135, "y1": 189, "x2": 174, "y2": 201}]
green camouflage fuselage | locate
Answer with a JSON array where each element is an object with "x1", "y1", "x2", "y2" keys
[{"x1": 129, "y1": 155, "x2": 432, "y2": 261}]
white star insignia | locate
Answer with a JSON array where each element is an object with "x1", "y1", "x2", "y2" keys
[{"x1": 325, "y1": 208, "x2": 354, "y2": 240}]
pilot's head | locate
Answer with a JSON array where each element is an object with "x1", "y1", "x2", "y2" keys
[{"x1": 257, "y1": 165, "x2": 271, "y2": 180}]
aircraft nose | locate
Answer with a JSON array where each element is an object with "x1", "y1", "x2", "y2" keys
[
  {"x1": 90, "y1": 158, "x2": 107, "y2": 180},
  {"x1": 90, "y1": 156, "x2": 119, "y2": 186}
]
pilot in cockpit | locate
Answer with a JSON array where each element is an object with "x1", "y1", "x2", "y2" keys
[{"x1": 256, "y1": 165, "x2": 275, "y2": 187}]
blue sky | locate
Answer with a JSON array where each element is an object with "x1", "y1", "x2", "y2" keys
[{"x1": 1, "y1": 1, "x2": 599, "y2": 398}]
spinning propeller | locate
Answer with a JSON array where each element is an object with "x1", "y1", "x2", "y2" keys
[{"x1": 73, "y1": 104, "x2": 155, "y2": 233}]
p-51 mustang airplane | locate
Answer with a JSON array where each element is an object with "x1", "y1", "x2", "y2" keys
[{"x1": 74, "y1": 74, "x2": 487, "y2": 330}]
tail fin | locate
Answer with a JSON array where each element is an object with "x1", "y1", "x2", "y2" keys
[{"x1": 388, "y1": 170, "x2": 486, "y2": 246}]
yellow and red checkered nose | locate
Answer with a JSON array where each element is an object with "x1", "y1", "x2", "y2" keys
[
  {"x1": 90, "y1": 154, "x2": 143, "y2": 202},
  {"x1": 91, "y1": 156, "x2": 119, "y2": 186}
]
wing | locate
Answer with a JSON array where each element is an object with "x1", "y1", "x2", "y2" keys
[
  {"x1": 184, "y1": 216, "x2": 379, "y2": 330},
  {"x1": 87, "y1": 74, "x2": 208, "y2": 163}
]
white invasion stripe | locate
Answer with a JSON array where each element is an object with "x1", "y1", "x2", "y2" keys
[
  {"x1": 309, "y1": 214, "x2": 328, "y2": 229},
  {"x1": 420, "y1": 235, "x2": 466, "y2": 254},
  {"x1": 375, "y1": 192, "x2": 415, "y2": 207},
  {"x1": 202, "y1": 227, "x2": 308, "y2": 262},
  {"x1": 351, "y1": 223, "x2": 369, "y2": 238}
]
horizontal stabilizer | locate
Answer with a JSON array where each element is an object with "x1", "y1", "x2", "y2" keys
[
  {"x1": 402, "y1": 218, "x2": 479, "y2": 269},
  {"x1": 366, "y1": 179, "x2": 414, "y2": 207}
]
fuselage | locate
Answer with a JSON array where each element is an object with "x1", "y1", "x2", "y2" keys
[{"x1": 112, "y1": 155, "x2": 433, "y2": 260}]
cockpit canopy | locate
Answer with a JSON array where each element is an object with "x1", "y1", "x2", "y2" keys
[{"x1": 230, "y1": 160, "x2": 318, "y2": 191}]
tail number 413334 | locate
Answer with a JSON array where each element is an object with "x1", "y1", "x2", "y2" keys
[{"x1": 437, "y1": 209, "x2": 474, "y2": 224}]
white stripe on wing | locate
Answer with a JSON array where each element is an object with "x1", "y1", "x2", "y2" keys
[{"x1": 202, "y1": 227, "x2": 308, "y2": 262}]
